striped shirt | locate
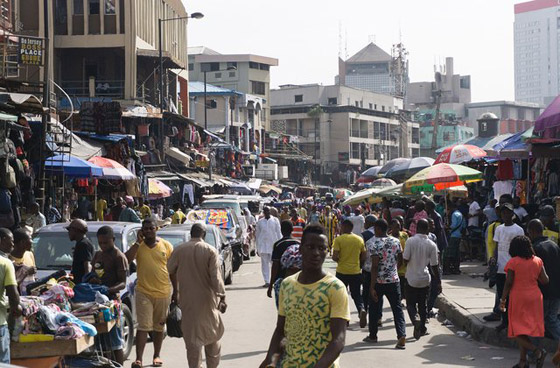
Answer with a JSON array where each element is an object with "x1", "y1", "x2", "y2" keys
[{"x1": 291, "y1": 218, "x2": 306, "y2": 239}]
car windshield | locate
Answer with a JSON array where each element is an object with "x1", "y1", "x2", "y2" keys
[
  {"x1": 33, "y1": 232, "x2": 122, "y2": 270},
  {"x1": 201, "y1": 201, "x2": 241, "y2": 216},
  {"x1": 160, "y1": 231, "x2": 217, "y2": 249}
]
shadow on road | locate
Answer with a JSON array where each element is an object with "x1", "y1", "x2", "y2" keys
[{"x1": 221, "y1": 350, "x2": 269, "y2": 361}]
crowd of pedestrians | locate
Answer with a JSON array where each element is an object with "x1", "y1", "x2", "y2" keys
[{"x1": 258, "y1": 194, "x2": 560, "y2": 368}]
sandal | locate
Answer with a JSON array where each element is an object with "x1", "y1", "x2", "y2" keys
[
  {"x1": 535, "y1": 349, "x2": 547, "y2": 368},
  {"x1": 131, "y1": 361, "x2": 142, "y2": 368},
  {"x1": 153, "y1": 357, "x2": 163, "y2": 367}
]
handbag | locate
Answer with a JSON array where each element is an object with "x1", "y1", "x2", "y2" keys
[{"x1": 166, "y1": 302, "x2": 183, "y2": 338}]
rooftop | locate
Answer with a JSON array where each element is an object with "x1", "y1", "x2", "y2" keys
[
  {"x1": 188, "y1": 81, "x2": 243, "y2": 96},
  {"x1": 346, "y1": 42, "x2": 392, "y2": 63},
  {"x1": 188, "y1": 46, "x2": 221, "y2": 56},
  {"x1": 515, "y1": 0, "x2": 559, "y2": 14},
  {"x1": 466, "y1": 100, "x2": 543, "y2": 109}
]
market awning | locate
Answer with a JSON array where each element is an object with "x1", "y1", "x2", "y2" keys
[
  {"x1": 45, "y1": 154, "x2": 103, "y2": 177},
  {"x1": 0, "y1": 92, "x2": 45, "y2": 114},
  {"x1": 259, "y1": 184, "x2": 282, "y2": 194},
  {"x1": 74, "y1": 131, "x2": 133, "y2": 145},
  {"x1": 487, "y1": 127, "x2": 532, "y2": 159},
  {"x1": 436, "y1": 134, "x2": 513, "y2": 153},
  {"x1": 145, "y1": 170, "x2": 182, "y2": 181},
  {"x1": 176, "y1": 173, "x2": 213, "y2": 187},
  {"x1": 535, "y1": 95, "x2": 560, "y2": 133},
  {"x1": 247, "y1": 178, "x2": 262, "y2": 190},
  {"x1": 166, "y1": 147, "x2": 192, "y2": 166}
]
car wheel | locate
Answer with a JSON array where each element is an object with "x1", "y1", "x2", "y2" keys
[{"x1": 122, "y1": 303, "x2": 134, "y2": 360}]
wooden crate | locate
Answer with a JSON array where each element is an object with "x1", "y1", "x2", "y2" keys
[
  {"x1": 10, "y1": 335, "x2": 93, "y2": 359},
  {"x1": 79, "y1": 315, "x2": 116, "y2": 334}
]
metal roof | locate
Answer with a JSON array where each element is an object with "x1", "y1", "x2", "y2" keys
[
  {"x1": 188, "y1": 81, "x2": 243, "y2": 96},
  {"x1": 346, "y1": 42, "x2": 392, "y2": 63}
]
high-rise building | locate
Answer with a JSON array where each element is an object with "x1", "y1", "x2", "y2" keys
[
  {"x1": 337, "y1": 43, "x2": 394, "y2": 94},
  {"x1": 514, "y1": 0, "x2": 560, "y2": 105}
]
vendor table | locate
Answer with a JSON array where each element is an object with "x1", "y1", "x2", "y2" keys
[{"x1": 10, "y1": 335, "x2": 93, "y2": 360}]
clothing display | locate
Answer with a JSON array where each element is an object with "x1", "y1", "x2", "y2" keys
[{"x1": 493, "y1": 180, "x2": 514, "y2": 201}]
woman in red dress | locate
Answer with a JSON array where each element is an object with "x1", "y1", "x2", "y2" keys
[{"x1": 501, "y1": 235, "x2": 549, "y2": 368}]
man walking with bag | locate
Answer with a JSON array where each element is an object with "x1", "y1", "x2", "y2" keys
[{"x1": 168, "y1": 223, "x2": 227, "y2": 368}]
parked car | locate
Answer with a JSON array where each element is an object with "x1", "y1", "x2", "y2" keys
[
  {"x1": 185, "y1": 208, "x2": 244, "y2": 272},
  {"x1": 158, "y1": 224, "x2": 234, "y2": 284},
  {"x1": 200, "y1": 199, "x2": 253, "y2": 259},
  {"x1": 32, "y1": 222, "x2": 141, "y2": 360}
]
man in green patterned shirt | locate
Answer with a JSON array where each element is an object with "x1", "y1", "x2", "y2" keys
[{"x1": 260, "y1": 224, "x2": 350, "y2": 368}]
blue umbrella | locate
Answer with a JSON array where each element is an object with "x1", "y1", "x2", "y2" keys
[{"x1": 45, "y1": 154, "x2": 103, "y2": 177}]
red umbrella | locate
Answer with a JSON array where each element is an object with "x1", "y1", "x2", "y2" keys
[{"x1": 434, "y1": 144, "x2": 487, "y2": 165}]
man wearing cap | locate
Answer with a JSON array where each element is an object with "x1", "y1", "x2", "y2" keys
[
  {"x1": 540, "y1": 205, "x2": 559, "y2": 244},
  {"x1": 67, "y1": 219, "x2": 94, "y2": 283},
  {"x1": 493, "y1": 203, "x2": 524, "y2": 331},
  {"x1": 119, "y1": 196, "x2": 141, "y2": 223}
]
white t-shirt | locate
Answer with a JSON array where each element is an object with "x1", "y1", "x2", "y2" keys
[
  {"x1": 493, "y1": 223, "x2": 525, "y2": 274},
  {"x1": 468, "y1": 201, "x2": 481, "y2": 227},
  {"x1": 403, "y1": 234, "x2": 439, "y2": 288},
  {"x1": 493, "y1": 181, "x2": 514, "y2": 201},
  {"x1": 514, "y1": 206, "x2": 528, "y2": 221},
  {"x1": 349, "y1": 215, "x2": 365, "y2": 235}
]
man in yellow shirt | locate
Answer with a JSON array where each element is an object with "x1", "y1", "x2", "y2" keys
[
  {"x1": 171, "y1": 203, "x2": 186, "y2": 224},
  {"x1": 259, "y1": 224, "x2": 349, "y2": 368},
  {"x1": 125, "y1": 218, "x2": 174, "y2": 368},
  {"x1": 96, "y1": 198, "x2": 107, "y2": 221},
  {"x1": 333, "y1": 219, "x2": 367, "y2": 328},
  {"x1": 136, "y1": 198, "x2": 152, "y2": 220}
]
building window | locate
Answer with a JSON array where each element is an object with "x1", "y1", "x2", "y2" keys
[
  {"x1": 89, "y1": 0, "x2": 100, "y2": 14},
  {"x1": 201, "y1": 62, "x2": 219, "y2": 72},
  {"x1": 351, "y1": 143, "x2": 360, "y2": 159},
  {"x1": 328, "y1": 97, "x2": 337, "y2": 105},
  {"x1": 226, "y1": 62, "x2": 237, "y2": 69},
  {"x1": 360, "y1": 101, "x2": 363, "y2": 108},
  {"x1": 443, "y1": 132, "x2": 455, "y2": 141},
  {"x1": 294, "y1": 95, "x2": 303, "y2": 103},
  {"x1": 188, "y1": 63, "x2": 194, "y2": 71},
  {"x1": 104, "y1": 0, "x2": 115, "y2": 14},
  {"x1": 215, "y1": 72, "x2": 222, "y2": 78},
  {"x1": 355, "y1": 101, "x2": 359, "y2": 107},
  {"x1": 228, "y1": 71, "x2": 235, "y2": 77},
  {"x1": 205, "y1": 99, "x2": 217, "y2": 109},
  {"x1": 369, "y1": 103, "x2": 373, "y2": 110},
  {"x1": 259, "y1": 63, "x2": 270, "y2": 71},
  {"x1": 374, "y1": 104, "x2": 377, "y2": 110},
  {"x1": 251, "y1": 81, "x2": 265, "y2": 95},
  {"x1": 249, "y1": 62, "x2": 259, "y2": 69},
  {"x1": 74, "y1": 0, "x2": 84, "y2": 14},
  {"x1": 381, "y1": 106, "x2": 385, "y2": 112}
]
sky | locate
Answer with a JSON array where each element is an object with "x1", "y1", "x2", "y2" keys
[{"x1": 183, "y1": 0, "x2": 521, "y2": 102}]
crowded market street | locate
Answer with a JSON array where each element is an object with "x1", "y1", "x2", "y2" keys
[{"x1": 141, "y1": 258, "x2": 519, "y2": 367}]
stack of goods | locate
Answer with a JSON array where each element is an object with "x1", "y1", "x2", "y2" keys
[
  {"x1": 14, "y1": 287, "x2": 97, "y2": 343},
  {"x1": 80, "y1": 102, "x2": 122, "y2": 135}
]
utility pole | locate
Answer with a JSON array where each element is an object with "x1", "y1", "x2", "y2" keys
[
  {"x1": 38, "y1": 0, "x2": 51, "y2": 210},
  {"x1": 431, "y1": 72, "x2": 442, "y2": 156},
  {"x1": 158, "y1": 18, "x2": 165, "y2": 154}
]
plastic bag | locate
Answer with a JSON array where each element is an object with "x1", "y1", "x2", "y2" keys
[{"x1": 166, "y1": 302, "x2": 183, "y2": 338}]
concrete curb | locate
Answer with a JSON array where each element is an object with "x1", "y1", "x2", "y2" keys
[{"x1": 436, "y1": 294, "x2": 557, "y2": 352}]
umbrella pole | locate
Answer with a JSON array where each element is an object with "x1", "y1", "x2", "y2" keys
[
  {"x1": 445, "y1": 188, "x2": 448, "y2": 226},
  {"x1": 94, "y1": 183, "x2": 98, "y2": 221}
]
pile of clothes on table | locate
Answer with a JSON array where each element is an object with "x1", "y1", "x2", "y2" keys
[{"x1": 11, "y1": 274, "x2": 115, "y2": 343}]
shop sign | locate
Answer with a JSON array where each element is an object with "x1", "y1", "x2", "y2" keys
[
  {"x1": 18, "y1": 37, "x2": 44, "y2": 66},
  {"x1": 195, "y1": 159, "x2": 209, "y2": 168}
]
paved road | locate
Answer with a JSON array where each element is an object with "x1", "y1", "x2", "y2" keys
[{"x1": 138, "y1": 258, "x2": 519, "y2": 368}]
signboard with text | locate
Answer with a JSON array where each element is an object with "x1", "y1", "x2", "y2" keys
[{"x1": 18, "y1": 37, "x2": 44, "y2": 66}]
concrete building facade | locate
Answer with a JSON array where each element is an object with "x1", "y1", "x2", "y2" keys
[
  {"x1": 514, "y1": 0, "x2": 560, "y2": 105},
  {"x1": 419, "y1": 125, "x2": 474, "y2": 151},
  {"x1": 407, "y1": 57, "x2": 471, "y2": 124},
  {"x1": 465, "y1": 100, "x2": 542, "y2": 134},
  {"x1": 270, "y1": 84, "x2": 420, "y2": 175},
  {"x1": 18, "y1": 0, "x2": 190, "y2": 110},
  {"x1": 188, "y1": 46, "x2": 278, "y2": 137}
]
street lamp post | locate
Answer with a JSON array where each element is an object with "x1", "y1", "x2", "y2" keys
[{"x1": 158, "y1": 12, "x2": 203, "y2": 152}]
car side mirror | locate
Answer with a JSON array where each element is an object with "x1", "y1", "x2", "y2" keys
[{"x1": 129, "y1": 261, "x2": 137, "y2": 274}]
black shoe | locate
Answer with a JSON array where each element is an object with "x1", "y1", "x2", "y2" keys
[
  {"x1": 483, "y1": 313, "x2": 501, "y2": 322},
  {"x1": 495, "y1": 323, "x2": 507, "y2": 332},
  {"x1": 413, "y1": 322, "x2": 422, "y2": 340}
]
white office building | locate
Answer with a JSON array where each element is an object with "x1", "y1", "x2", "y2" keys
[{"x1": 514, "y1": 0, "x2": 560, "y2": 105}]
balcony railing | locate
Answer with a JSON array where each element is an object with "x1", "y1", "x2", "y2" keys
[{"x1": 60, "y1": 80, "x2": 124, "y2": 99}]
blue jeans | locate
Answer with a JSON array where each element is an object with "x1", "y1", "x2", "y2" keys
[
  {"x1": 109, "y1": 311, "x2": 124, "y2": 350},
  {"x1": 0, "y1": 324, "x2": 9, "y2": 363},
  {"x1": 544, "y1": 298, "x2": 560, "y2": 340},
  {"x1": 369, "y1": 282, "x2": 406, "y2": 339}
]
